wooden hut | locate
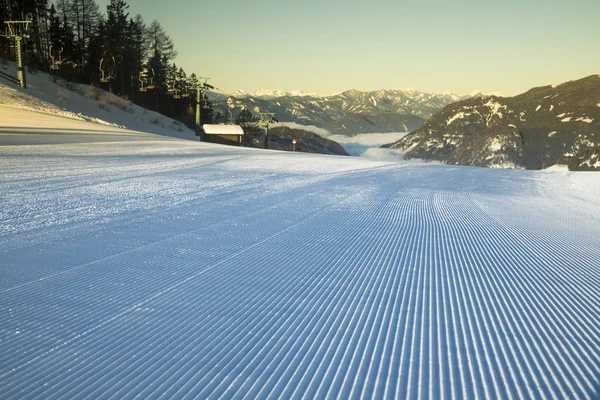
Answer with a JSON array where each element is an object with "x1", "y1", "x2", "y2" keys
[{"x1": 202, "y1": 124, "x2": 244, "y2": 146}]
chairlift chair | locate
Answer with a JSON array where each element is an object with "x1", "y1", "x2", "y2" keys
[
  {"x1": 99, "y1": 56, "x2": 116, "y2": 83},
  {"x1": 49, "y1": 46, "x2": 64, "y2": 70},
  {"x1": 146, "y1": 68, "x2": 155, "y2": 90},
  {"x1": 146, "y1": 77, "x2": 155, "y2": 90},
  {"x1": 139, "y1": 71, "x2": 148, "y2": 92}
]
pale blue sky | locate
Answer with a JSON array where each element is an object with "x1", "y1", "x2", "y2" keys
[{"x1": 96, "y1": 0, "x2": 600, "y2": 96}]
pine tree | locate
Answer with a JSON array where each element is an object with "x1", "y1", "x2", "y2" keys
[
  {"x1": 175, "y1": 67, "x2": 187, "y2": 98},
  {"x1": 55, "y1": 0, "x2": 76, "y2": 64},
  {"x1": 128, "y1": 14, "x2": 147, "y2": 76},
  {"x1": 201, "y1": 94, "x2": 214, "y2": 124},
  {"x1": 47, "y1": 4, "x2": 63, "y2": 62},
  {"x1": 86, "y1": 18, "x2": 105, "y2": 82},
  {"x1": 146, "y1": 20, "x2": 177, "y2": 111},
  {"x1": 146, "y1": 19, "x2": 176, "y2": 89},
  {"x1": 236, "y1": 109, "x2": 261, "y2": 145},
  {"x1": 105, "y1": 0, "x2": 128, "y2": 92},
  {"x1": 69, "y1": 0, "x2": 101, "y2": 77}
]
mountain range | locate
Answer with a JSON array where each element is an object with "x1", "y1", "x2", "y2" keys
[
  {"x1": 208, "y1": 88, "x2": 473, "y2": 135},
  {"x1": 384, "y1": 75, "x2": 600, "y2": 170}
]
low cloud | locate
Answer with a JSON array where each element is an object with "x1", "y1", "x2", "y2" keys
[
  {"x1": 328, "y1": 132, "x2": 410, "y2": 156},
  {"x1": 273, "y1": 122, "x2": 332, "y2": 137}
]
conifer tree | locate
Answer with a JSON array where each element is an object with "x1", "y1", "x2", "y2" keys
[
  {"x1": 69, "y1": 0, "x2": 101, "y2": 77},
  {"x1": 105, "y1": 0, "x2": 128, "y2": 92},
  {"x1": 55, "y1": 0, "x2": 76, "y2": 65}
]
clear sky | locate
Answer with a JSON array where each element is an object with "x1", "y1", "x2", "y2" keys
[{"x1": 96, "y1": 0, "x2": 600, "y2": 96}]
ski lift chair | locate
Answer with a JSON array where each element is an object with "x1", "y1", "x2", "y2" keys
[
  {"x1": 146, "y1": 68, "x2": 155, "y2": 90},
  {"x1": 99, "y1": 56, "x2": 115, "y2": 83},
  {"x1": 139, "y1": 71, "x2": 148, "y2": 92},
  {"x1": 50, "y1": 46, "x2": 64, "y2": 70}
]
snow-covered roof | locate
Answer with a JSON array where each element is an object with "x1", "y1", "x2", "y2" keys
[{"x1": 202, "y1": 124, "x2": 244, "y2": 135}]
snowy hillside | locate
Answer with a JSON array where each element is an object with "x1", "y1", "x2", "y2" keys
[
  {"x1": 387, "y1": 75, "x2": 600, "y2": 169},
  {"x1": 1, "y1": 94, "x2": 600, "y2": 398},
  {"x1": 0, "y1": 60, "x2": 197, "y2": 140}
]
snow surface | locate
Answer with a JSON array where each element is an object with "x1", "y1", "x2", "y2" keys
[
  {"x1": 446, "y1": 112, "x2": 467, "y2": 126},
  {"x1": 203, "y1": 124, "x2": 244, "y2": 135},
  {"x1": 483, "y1": 99, "x2": 506, "y2": 126},
  {"x1": 1, "y1": 82, "x2": 600, "y2": 399},
  {"x1": 544, "y1": 164, "x2": 569, "y2": 171}
]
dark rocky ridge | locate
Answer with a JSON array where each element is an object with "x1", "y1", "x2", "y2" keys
[
  {"x1": 325, "y1": 113, "x2": 425, "y2": 136},
  {"x1": 385, "y1": 75, "x2": 600, "y2": 169},
  {"x1": 245, "y1": 126, "x2": 349, "y2": 156}
]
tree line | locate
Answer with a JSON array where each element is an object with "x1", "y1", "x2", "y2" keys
[{"x1": 0, "y1": 0, "x2": 222, "y2": 127}]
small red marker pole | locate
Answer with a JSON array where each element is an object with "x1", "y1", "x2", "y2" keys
[{"x1": 292, "y1": 139, "x2": 297, "y2": 152}]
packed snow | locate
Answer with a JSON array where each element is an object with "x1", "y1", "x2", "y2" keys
[{"x1": 1, "y1": 81, "x2": 600, "y2": 399}]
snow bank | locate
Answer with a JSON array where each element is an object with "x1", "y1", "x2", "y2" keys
[
  {"x1": 0, "y1": 60, "x2": 197, "y2": 140},
  {"x1": 543, "y1": 164, "x2": 569, "y2": 171}
]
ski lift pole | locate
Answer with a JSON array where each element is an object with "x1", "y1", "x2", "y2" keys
[
  {"x1": 195, "y1": 87, "x2": 201, "y2": 138},
  {"x1": 4, "y1": 20, "x2": 31, "y2": 88},
  {"x1": 259, "y1": 113, "x2": 276, "y2": 150},
  {"x1": 264, "y1": 122, "x2": 269, "y2": 149},
  {"x1": 15, "y1": 36, "x2": 25, "y2": 88},
  {"x1": 194, "y1": 77, "x2": 212, "y2": 140}
]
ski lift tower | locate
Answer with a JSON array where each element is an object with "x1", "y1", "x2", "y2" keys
[
  {"x1": 2, "y1": 19, "x2": 32, "y2": 88},
  {"x1": 259, "y1": 112, "x2": 277, "y2": 150},
  {"x1": 193, "y1": 77, "x2": 214, "y2": 138}
]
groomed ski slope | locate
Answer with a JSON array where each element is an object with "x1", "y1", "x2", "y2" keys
[{"x1": 1, "y1": 122, "x2": 600, "y2": 399}]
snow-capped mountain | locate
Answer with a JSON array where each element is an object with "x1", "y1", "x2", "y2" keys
[
  {"x1": 385, "y1": 75, "x2": 600, "y2": 170},
  {"x1": 209, "y1": 88, "x2": 472, "y2": 135},
  {"x1": 231, "y1": 89, "x2": 324, "y2": 100}
]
